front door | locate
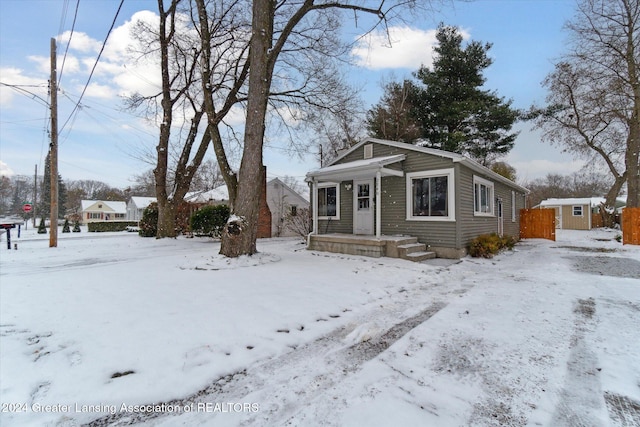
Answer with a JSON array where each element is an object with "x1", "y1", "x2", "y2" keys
[{"x1": 354, "y1": 180, "x2": 374, "y2": 235}]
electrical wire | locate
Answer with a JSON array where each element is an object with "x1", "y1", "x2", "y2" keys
[
  {"x1": 59, "y1": 0, "x2": 80, "y2": 85},
  {"x1": 59, "y1": 0, "x2": 125, "y2": 134}
]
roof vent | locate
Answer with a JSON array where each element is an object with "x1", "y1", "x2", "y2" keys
[{"x1": 363, "y1": 144, "x2": 373, "y2": 159}]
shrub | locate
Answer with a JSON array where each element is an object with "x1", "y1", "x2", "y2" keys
[
  {"x1": 62, "y1": 218, "x2": 70, "y2": 233},
  {"x1": 88, "y1": 221, "x2": 138, "y2": 232},
  {"x1": 139, "y1": 202, "x2": 158, "y2": 237},
  {"x1": 190, "y1": 204, "x2": 230, "y2": 237},
  {"x1": 468, "y1": 233, "x2": 517, "y2": 258},
  {"x1": 37, "y1": 218, "x2": 47, "y2": 234},
  {"x1": 72, "y1": 221, "x2": 81, "y2": 232}
]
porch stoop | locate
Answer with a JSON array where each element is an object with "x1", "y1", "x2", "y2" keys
[{"x1": 308, "y1": 234, "x2": 436, "y2": 262}]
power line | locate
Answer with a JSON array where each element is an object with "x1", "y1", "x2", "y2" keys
[
  {"x1": 59, "y1": 0, "x2": 80, "y2": 85},
  {"x1": 59, "y1": 0, "x2": 124, "y2": 134}
]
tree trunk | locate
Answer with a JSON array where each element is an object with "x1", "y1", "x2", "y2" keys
[
  {"x1": 601, "y1": 174, "x2": 627, "y2": 228},
  {"x1": 156, "y1": 197, "x2": 177, "y2": 238},
  {"x1": 219, "y1": 0, "x2": 273, "y2": 257}
]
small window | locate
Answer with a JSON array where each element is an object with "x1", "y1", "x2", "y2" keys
[
  {"x1": 291, "y1": 205, "x2": 297, "y2": 216},
  {"x1": 511, "y1": 191, "x2": 516, "y2": 222},
  {"x1": 318, "y1": 184, "x2": 339, "y2": 219},
  {"x1": 573, "y1": 205, "x2": 583, "y2": 216},
  {"x1": 473, "y1": 176, "x2": 494, "y2": 216}
]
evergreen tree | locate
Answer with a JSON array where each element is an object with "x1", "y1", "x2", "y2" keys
[
  {"x1": 412, "y1": 26, "x2": 519, "y2": 164},
  {"x1": 62, "y1": 218, "x2": 71, "y2": 233},
  {"x1": 367, "y1": 25, "x2": 519, "y2": 165},
  {"x1": 37, "y1": 218, "x2": 47, "y2": 234}
]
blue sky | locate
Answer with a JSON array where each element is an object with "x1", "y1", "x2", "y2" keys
[{"x1": 0, "y1": 0, "x2": 580, "y2": 189}]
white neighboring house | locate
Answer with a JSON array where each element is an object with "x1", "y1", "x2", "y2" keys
[
  {"x1": 267, "y1": 178, "x2": 309, "y2": 237},
  {"x1": 81, "y1": 200, "x2": 127, "y2": 224},
  {"x1": 127, "y1": 197, "x2": 157, "y2": 222}
]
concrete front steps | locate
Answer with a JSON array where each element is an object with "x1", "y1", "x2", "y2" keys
[
  {"x1": 387, "y1": 237, "x2": 436, "y2": 262},
  {"x1": 307, "y1": 234, "x2": 437, "y2": 262}
]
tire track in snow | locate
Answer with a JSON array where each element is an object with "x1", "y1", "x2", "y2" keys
[
  {"x1": 85, "y1": 298, "x2": 448, "y2": 426},
  {"x1": 551, "y1": 297, "x2": 607, "y2": 427}
]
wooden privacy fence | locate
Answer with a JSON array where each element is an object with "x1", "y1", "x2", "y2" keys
[
  {"x1": 622, "y1": 207, "x2": 640, "y2": 245},
  {"x1": 520, "y1": 208, "x2": 555, "y2": 241}
]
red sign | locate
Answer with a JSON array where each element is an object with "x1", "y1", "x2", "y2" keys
[{"x1": 22, "y1": 204, "x2": 33, "y2": 213}]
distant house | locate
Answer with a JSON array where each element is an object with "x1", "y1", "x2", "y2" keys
[
  {"x1": 184, "y1": 186, "x2": 229, "y2": 205},
  {"x1": 126, "y1": 197, "x2": 157, "y2": 222},
  {"x1": 184, "y1": 167, "x2": 272, "y2": 238},
  {"x1": 81, "y1": 200, "x2": 127, "y2": 224},
  {"x1": 305, "y1": 138, "x2": 529, "y2": 259},
  {"x1": 267, "y1": 178, "x2": 310, "y2": 237},
  {"x1": 538, "y1": 197, "x2": 626, "y2": 229}
]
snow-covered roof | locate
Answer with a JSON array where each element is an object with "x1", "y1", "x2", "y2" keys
[
  {"x1": 129, "y1": 197, "x2": 156, "y2": 209},
  {"x1": 185, "y1": 185, "x2": 229, "y2": 203},
  {"x1": 540, "y1": 197, "x2": 604, "y2": 207},
  {"x1": 81, "y1": 200, "x2": 127, "y2": 214},
  {"x1": 306, "y1": 154, "x2": 406, "y2": 182}
]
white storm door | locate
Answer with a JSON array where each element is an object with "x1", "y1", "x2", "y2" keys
[{"x1": 354, "y1": 180, "x2": 374, "y2": 235}]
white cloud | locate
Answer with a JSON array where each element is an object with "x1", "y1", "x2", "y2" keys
[
  {"x1": 351, "y1": 26, "x2": 470, "y2": 70},
  {"x1": 57, "y1": 31, "x2": 102, "y2": 53},
  {"x1": 0, "y1": 160, "x2": 15, "y2": 177},
  {"x1": 81, "y1": 82, "x2": 117, "y2": 99},
  {"x1": 0, "y1": 67, "x2": 48, "y2": 107}
]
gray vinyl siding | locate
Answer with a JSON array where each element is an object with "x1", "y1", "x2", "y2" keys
[
  {"x1": 316, "y1": 140, "x2": 527, "y2": 251},
  {"x1": 458, "y1": 167, "x2": 527, "y2": 247},
  {"x1": 379, "y1": 175, "x2": 458, "y2": 248},
  {"x1": 339, "y1": 143, "x2": 459, "y2": 248}
]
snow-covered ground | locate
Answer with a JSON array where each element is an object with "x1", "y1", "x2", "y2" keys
[{"x1": 0, "y1": 226, "x2": 639, "y2": 426}]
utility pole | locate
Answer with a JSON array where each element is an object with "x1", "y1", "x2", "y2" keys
[{"x1": 49, "y1": 37, "x2": 58, "y2": 248}]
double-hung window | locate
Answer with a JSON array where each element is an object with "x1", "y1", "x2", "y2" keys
[
  {"x1": 474, "y1": 176, "x2": 494, "y2": 216},
  {"x1": 406, "y1": 169, "x2": 455, "y2": 221},
  {"x1": 317, "y1": 184, "x2": 339, "y2": 219}
]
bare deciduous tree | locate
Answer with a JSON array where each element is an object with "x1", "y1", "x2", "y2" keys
[
  {"x1": 218, "y1": 0, "x2": 422, "y2": 257},
  {"x1": 531, "y1": 0, "x2": 640, "y2": 225}
]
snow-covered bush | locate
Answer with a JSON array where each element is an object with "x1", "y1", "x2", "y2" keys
[
  {"x1": 139, "y1": 202, "x2": 158, "y2": 238},
  {"x1": 190, "y1": 204, "x2": 230, "y2": 237}
]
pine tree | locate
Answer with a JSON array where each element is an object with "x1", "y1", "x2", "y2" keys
[
  {"x1": 367, "y1": 25, "x2": 519, "y2": 165},
  {"x1": 37, "y1": 218, "x2": 47, "y2": 234},
  {"x1": 62, "y1": 218, "x2": 70, "y2": 233},
  {"x1": 412, "y1": 25, "x2": 519, "y2": 165}
]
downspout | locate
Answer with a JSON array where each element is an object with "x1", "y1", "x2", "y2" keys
[
  {"x1": 307, "y1": 178, "x2": 318, "y2": 247},
  {"x1": 376, "y1": 170, "x2": 381, "y2": 238}
]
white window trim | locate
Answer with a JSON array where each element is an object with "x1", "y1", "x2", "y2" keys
[
  {"x1": 406, "y1": 168, "x2": 456, "y2": 222},
  {"x1": 317, "y1": 182, "x2": 340, "y2": 220},
  {"x1": 511, "y1": 191, "x2": 516, "y2": 222},
  {"x1": 572, "y1": 205, "x2": 583, "y2": 217},
  {"x1": 473, "y1": 175, "x2": 495, "y2": 217}
]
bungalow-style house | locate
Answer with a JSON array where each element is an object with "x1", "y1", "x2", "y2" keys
[
  {"x1": 305, "y1": 138, "x2": 529, "y2": 259},
  {"x1": 81, "y1": 200, "x2": 127, "y2": 224},
  {"x1": 267, "y1": 178, "x2": 310, "y2": 237},
  {"x1": 126, "y1": 196, "x2": 157, "y2": 222},
  {"x1": 538, "y1": 197, "x2": 626, "y2": 229}
]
